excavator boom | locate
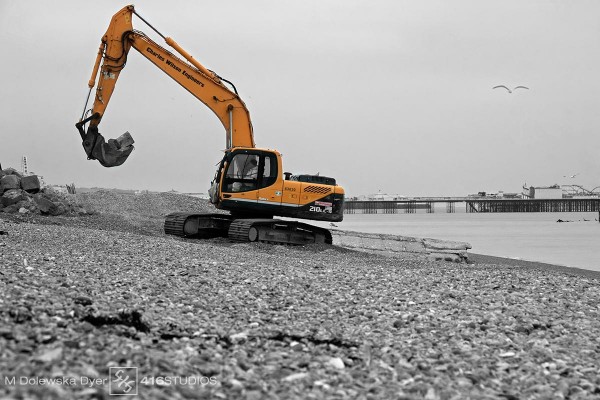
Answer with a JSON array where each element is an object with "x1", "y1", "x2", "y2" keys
[{"x1": 76, "y1": 4, "x2": 254, "y2": 167}]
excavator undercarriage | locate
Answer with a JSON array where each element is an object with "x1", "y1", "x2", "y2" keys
[{"x1": 164, "y1": 212, "x2": 332, "y2": 245}]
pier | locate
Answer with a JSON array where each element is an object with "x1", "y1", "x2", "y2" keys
[{"x1": 344, "y1": 198, "x2": 600, "y2": 214}]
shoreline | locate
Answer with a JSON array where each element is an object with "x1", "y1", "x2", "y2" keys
[{"x1": 331, "y1": 211, "x2": 599, "y2": 275}]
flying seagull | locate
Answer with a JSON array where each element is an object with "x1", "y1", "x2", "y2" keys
[
  {"x1": 493, "y1": 85, "x2": 529, "y2": 94},
  {"x1": 563, "y1": 173, "x2": 579, "y2": 178}
]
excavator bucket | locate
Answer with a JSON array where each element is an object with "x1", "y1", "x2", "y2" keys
[{"x1": 80, "y1": 125, "x2": 135, "y2": 167}]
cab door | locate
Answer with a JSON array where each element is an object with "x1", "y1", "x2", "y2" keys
[
  {"x1": 220, "y1": 152, "x2": 259, "y2": 206},
  {"x1": 256, "y1": 152, "x2": 283, "y2": 214},
  {"x1": 220, "y1": 150, "x2": 282, "y2": 215}
]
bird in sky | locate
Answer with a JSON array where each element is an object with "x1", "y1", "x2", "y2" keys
[
  {"x1": 493, "y1": 85, "x2": 529, "y2": 94},
  {"x1": 563, "y1": 173, "x2": 579, "y2": 178}
]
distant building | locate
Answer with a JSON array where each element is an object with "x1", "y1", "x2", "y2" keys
[
  {"x1": 468, "y1": 191, "x2": 522, "y2": 199},
  {"x1": 367, "y1": 192, "x2": 407, "y2": 201},
  {"x1": 522, "y1": 184, "x2": 562, "y2": 199}
]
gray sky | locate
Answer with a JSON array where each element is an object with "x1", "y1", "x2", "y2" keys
[{"x1": 1, "y1": 0, "x2": 599, "y2": 196}]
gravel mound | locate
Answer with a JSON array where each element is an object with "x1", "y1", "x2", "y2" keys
[
  {"x1": 3, "y1": 190, "x2": 219, "y2": 237},
  {"x1": 1, "y1": 190, "x2": 599, "y2": 399}
]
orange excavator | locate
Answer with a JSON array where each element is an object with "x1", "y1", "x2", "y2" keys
[{"x1": 76, "y1": 5, "x2": 344, "y2": 245}]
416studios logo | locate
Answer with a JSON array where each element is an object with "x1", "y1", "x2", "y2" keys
[{"x1": 109, "y1": 367, "x2": 138, "y2": 396}]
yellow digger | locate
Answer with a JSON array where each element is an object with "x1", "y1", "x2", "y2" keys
[{"x1": 76, "y1": 5, "x2": 344, "y2": 245}]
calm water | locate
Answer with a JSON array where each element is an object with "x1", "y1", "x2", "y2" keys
[{"x1": 314, "y1": 210, "x2": 600, "y2": 271}]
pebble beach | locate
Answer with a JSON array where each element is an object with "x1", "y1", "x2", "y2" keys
[{"x1": 1, "y1": 190, "x2": 599, "y2": 399}]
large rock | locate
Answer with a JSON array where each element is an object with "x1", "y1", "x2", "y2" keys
[
  {"x1": 1, "y1": 189, "x2": 26, "y2": 207},
  {"x1": 0, "y1": 170, "x2": 8, "y2": 194},
  {"x1": 33, "y1": 195, "x2": 60, "y2": 215},
  {"x1": 2, "y1": 168, "x2": 23, "y2": 178},
  {"x1": 20, "y1": 175, "x2": 41, "y2": 194},
  {"x1": 1, "y1": 175, "x2": 21, "y2": 193},
  {"x1": 1, "y1": 204, "x2": 19, "y2": 214}
]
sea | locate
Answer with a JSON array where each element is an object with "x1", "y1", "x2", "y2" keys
[{"x1": 314, "y1": 208, "x2": 600, "y2": 272}]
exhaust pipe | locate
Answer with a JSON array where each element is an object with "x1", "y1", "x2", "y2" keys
[{"x1": 76, "y1": 115, "x2": 134, "y2": 168}]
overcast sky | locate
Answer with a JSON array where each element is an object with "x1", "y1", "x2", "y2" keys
[{"x1": 1, "y1": 0, "x2": 599, "y2": 196}]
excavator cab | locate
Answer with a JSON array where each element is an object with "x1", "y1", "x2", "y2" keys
[
  {"x1": 221, "y1": 151, "x2": 277, "y2": 193},
  {"x1": 210, "y1": 148, "x2": 344, "y2": 223},
  {"x1": 208, "y1": 149, "x2": 280, "y2": 217}
]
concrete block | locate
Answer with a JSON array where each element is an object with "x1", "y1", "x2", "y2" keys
[
  {"x1": 423, "y1": 238, "x2": 472, "y2": 251},
  {"x1": 116, "y1": 131, "x2": 134, "y2": 149},
  {"x1": 332, "y1": 230, "x2": 426, "y2": 253},
  {"x1": 21, "y1": 175, "x2": 41, "y2": 194},
  {"x1": 331, "y1": 230, "x2": 471, "y2": 263},
  {"x1": 106, "y1": 131, "x2": 135, "y2": 151}
]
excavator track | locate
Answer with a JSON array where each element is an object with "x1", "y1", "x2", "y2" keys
[
  {"x1": 165, "y1": 213, "x2": 332, "y2": 245},
  {"x1": 227, "y1": 218, "x2": 332, "y2": 245},
  {"x1": 227, "y1": 219, "x2": 274, "y2": 242},
  {"x1": 164, "y1": 212, "x2": 234, "y2": 238}
]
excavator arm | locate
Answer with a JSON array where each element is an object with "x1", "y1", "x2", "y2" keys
[{"x1": 76, "y1": 4, "x2": 255, "y2": 167}]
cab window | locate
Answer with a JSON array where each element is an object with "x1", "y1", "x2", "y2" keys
[
  {"x1": 261, "y1": 154, "x2": 277, "y2": 187},
  {"x1": 222, "y1": 153, "x2": 277, "y2": 192}
]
